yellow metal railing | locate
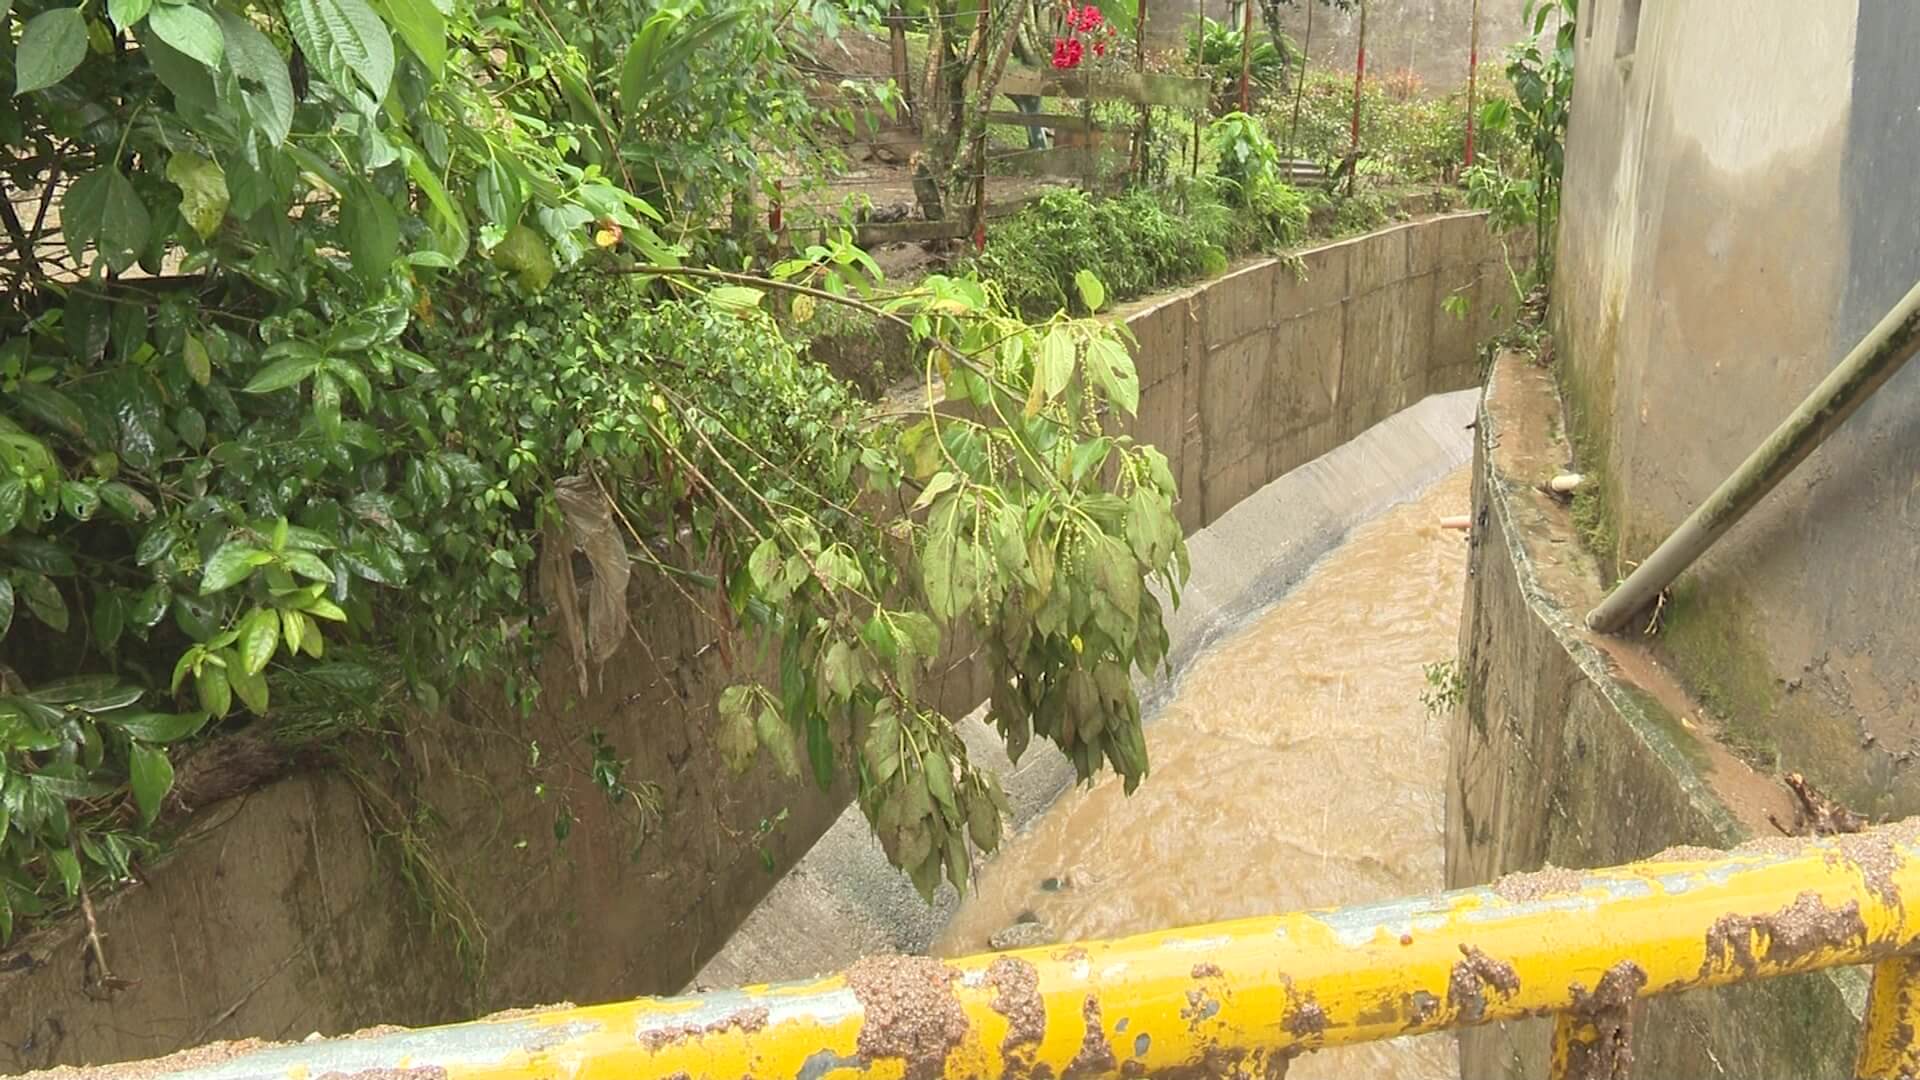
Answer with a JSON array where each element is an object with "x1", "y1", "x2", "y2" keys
[{"x1": 81, "y1": 820, "x2": 1920, "y2": 1080}]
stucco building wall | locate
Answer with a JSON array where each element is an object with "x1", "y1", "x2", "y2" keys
[{"x1": 1553, "y1": 0, "x2": 1920, "y2": 815}]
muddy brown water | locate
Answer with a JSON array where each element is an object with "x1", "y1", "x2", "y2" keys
[{"x1": 934, "y1": 467, "x2": 1474, "y2": 1080}]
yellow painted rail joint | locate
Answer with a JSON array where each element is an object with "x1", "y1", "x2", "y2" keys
[{"x1": 51, "y1": 819, "x2": 1920, "y2": 1080}]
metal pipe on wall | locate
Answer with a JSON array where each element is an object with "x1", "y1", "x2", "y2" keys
[{"x1": 1586, "y1": 277, "x2": 1920, "y2": 633}]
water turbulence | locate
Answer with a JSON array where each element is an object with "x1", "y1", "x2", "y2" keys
[{"x1": 935, "y1": 466, "x2": 1473, "y2": 1080}]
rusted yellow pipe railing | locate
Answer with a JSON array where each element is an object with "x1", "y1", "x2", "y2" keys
[{"x1": 61, "y1": 820, "x2": 1920, "y2": 1080}]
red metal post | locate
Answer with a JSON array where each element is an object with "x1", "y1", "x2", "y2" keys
[
  {"x1": 1464, "y1": 0, "x2": 1481, "y2": 167},
  {"x1": 1348, "y1": 0, "x2": 1367, "y2": 154}
]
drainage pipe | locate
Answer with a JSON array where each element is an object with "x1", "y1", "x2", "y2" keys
[{"x1": 1586, "y1": 278, "x2": 1920, "y2": 633}]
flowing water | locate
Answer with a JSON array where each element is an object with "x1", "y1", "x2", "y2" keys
[{"x1": 934, "y1": 466, "x2": 1473, "y2": 1080}]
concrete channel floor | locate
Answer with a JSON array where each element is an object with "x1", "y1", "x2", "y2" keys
[{"x1": 690, "y1": 389, "x2": 1481, "y2": 990}]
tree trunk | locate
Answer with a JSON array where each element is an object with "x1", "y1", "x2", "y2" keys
[{"x1": 889, "y1": 2, "x2": 913, "y2": 113}]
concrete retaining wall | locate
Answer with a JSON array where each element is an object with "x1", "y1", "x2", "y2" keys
[
  {"x1": 1123, "y1": 211, "x2": 1515, "y2": 537},
  {"x1": 0, "y1": 212, "x2": 1520, "y2": 1072},
  {"x1": 1447, "y1": 354, "x2": 1867, "y2": 1079}
]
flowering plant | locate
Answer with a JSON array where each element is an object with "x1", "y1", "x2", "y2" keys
[{"x1": 1051, "y1": 2, "x2": 1118, "y2": 68}]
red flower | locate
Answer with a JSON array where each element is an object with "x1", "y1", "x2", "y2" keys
[
  {"x1": 1051, "y1": 36, "x2": 1072, "y2": 68},
  {"x1": 1066, "y1": 38, "x2": 1083, "y2": 66},
  {"x1": 1077, "y1": 4, "x2": 1103, "y2": 31},
  {"x1": 1093, "y1": 40, "x2": 1105, "y2": 56}
]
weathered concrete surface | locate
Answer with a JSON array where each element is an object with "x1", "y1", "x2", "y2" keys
[
  {"x1": 699, "y1": 388, "x2": 1480, "y2": 987},
  {"x1": 0, "y1": 212, "x2": 1521, "y2": 1072},
  {"x1": 1122, "y1": 212, "x2": 1517, "y2": 538},
  {"x1": 1448, "y1": 353, "x2": 1868, "y2": 1080},
  {"x1": 1554, "y1": 3, "x2": 1920, "y2": 818}
]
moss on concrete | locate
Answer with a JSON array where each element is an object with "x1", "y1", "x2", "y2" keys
[
  {"x1": 1656, "y1": 581, "x2": 1782, "y2": 770},
  {"x1": 1553, "y1": 316, "x2": 1624, "y2": 584},
  {"x1": 1613, "y1": 681, "x2": 1713, "y2": 776}
]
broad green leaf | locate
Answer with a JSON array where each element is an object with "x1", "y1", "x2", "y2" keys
[
  {"x1": 342, "y1": 539, "x2": 407, "y2": 584},
  {"x1": 14, "y1": 8, "x2": 88, "y2": 95},
  {"x1": 183, "y1": 332, "x2": 213, "y2": 384},
  {"x1": 807, "y1": 714, "x2": 833, "y2": 791},
  {"x1": 196, "y1": 663, "x2": 232, "y2": 717},
  {"x1": 820, "y1": 640, "x2": 854, "y2": 700},
  {"x1": 715, "y1": 687, "x2": 758, "y2": 772},
  {"x1": 863, "y1": 706, "x2": 902, "y2": 784},
  {"x1": 1086, "y1": 338, "x2": 1140, "y2": 415},
  {"x1": 618, "y1": 6, "x2": 746, "y2": 125},
  {"x1": 860, "y1": 613, "x2": 897, "y2": 659},
  {"x1": 238, "y1": 605, "x2": 280, "y2": 674},
  {"x1": 475, "y1": 157, "x2": 521, "y2": 228},
  {"x1": 892, "y1": 611, "x2": 941, "y2": 659},
  {"x1": 816, "y1": 548, "x2": 865, "y2": 593},
  {"x1": 165, "y1": 151, "x2": 229, "y2": 239},
  {"x1": 747, "y1": 537, "x2": 783, "y2": 591},
  {"x1": 491, "y1": 224, "x2": 554, "y2": 291},
  {"x1": 912, "y1": 471, "x2": 957, "y2": 512},
  {"x1": 129, "y1": 581, "x2": 171, "y2": 626},
  {"x1": 48, "y1": 846, "x2": 81, "y2": 896},
  {"x1": 920, "y1": 498, "x2": 977, "y2": 622},
  {"x1": 61, "y1": 168, "x2": 151, "y2": 275},
  {"x1": 1074, "y1": 269, "x2": 1106, "y2": 313},
  {"x1": 708, "y1": 286, "x2": 765, "y2": 312},
  {"x1": 344, "y1": 181, "x2": 399, "y2": 279},
  {"x1": 108, "y1": 710, "x2": 209, "y2": 742},
  {"x1": 619, "y1": 9, "x2": 681, "y2": 117},
  {"x1": 8, "y1": 535, "x2": 74, "y2": 575},
  {"x1": 148, "y1": 3, "x2": 224, "y2": 70},
  {"x1": 226, "y1": 656, "x2": 269, "y2": 713},
  {"x1": 19, "y1": 572, "x2": 67, "y2": 632},
  {"x1": 372, "y1": 0, "x2": 444, "y2": 76},
  {"x1": 1127, "y1": 486, "x2": 1175, "y2": 566},
  {"x1": 133, "y1": 522, "x2": 176, "y2": 564},
  {"x1": 281, "y1": 549, "x2": 336, "y2": 583},
  {"x1": 1090, "y1": 533, "x2": 1140, "y2": 629},
  {"x1": 243, "y1": 355, "x2": 323, "y2": 393},
  {"x1": 98, "y1": 482, "x2": 153, "y2": 521},
  {"x1": 966, "y1": 786, "x2": 1001, "y2": 852},
  {"x1": 922, "y1": 747, "x2": 957, "y2": 816},
  {"x1": 280, "y1": 525, "x2": 337, "y2": 552},
  {"x1": 200, "y1": 541, "x2": 266, "y2": 592},
  {"x1": 142, "y1": 28, "x2": 218, "y2": 114},
  {"x1": 284, "y1": 0, "x2": 395, "y2": 101},
  {"x1": 303, "y1": 596, "x2": 347, "y2": 622},
  {"x1": 129, "y1": 743, "x2": 175, "y2": 826},
  {"x1": 12, "y1": 381, "x2": 87, "y2": 438},
  {"x1": 93, "y1": 588, "x2": 126, "y2": 651},
  {"x1": 1037, "y1": 326, "x2": 1074, "y2": 398},
  {"x1": 218, "y1": 11, "x2": 294, "y2": 145},
  {"x1": 402, "y1": 142, "x2": 467, "y2": 259},
  {"x1": 29, "y1": 675, "x2": 139, "y2": 710},
  {"x1": 0, "y1": 480, "x2": 24, "y2": 534},
  {"x1": 108, "y1": 0, "x2": 152, "y2": 28},
  {"x1": 754, "y1": 706, "x2": 798, "y2": 778},
  {"x1": 0, "y1": 579, "x2": 11, "y2": 640}
]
